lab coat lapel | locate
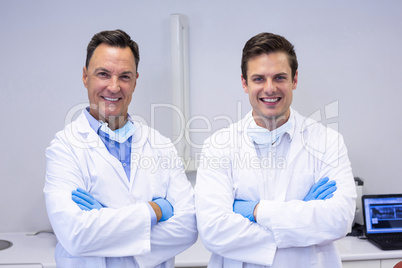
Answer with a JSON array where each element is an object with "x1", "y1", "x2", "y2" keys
[
  {"x1": 128, "y1": 123, "x2": 149, "y2": 189},
  {"x1": 75, "y1": 112, "x2": 130, "y2": 187},
  {"x1": 286, "y1": 111, "x2": 306, "y2": 166},
  {"x1": 238, "y1": 116, "x2": 267, "y2": 200},
  {"x1": 274, "y1": 111, "x2": 306, "y2": 201}
]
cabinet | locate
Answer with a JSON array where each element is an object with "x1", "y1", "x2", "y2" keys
[
  {"x1": 342, "y1": 260, "x2": 380, "y2": 268},
  {"x1": 336, "y1": 237, "x2": 402, "y2": 268},
  {"x1": 342, "y1": 259, "x2": 402, "y2": 268},
  {"x1": 0, "y1": 264, "x2": 43, "y2": 268},
  {"x1": 381, "y1": 259, "x2": 402, "y2": 268},
  {"x1": 1, "y1": 232, "x2": 401, "y2": 268},
  {"x1": 175, "y1": 236, "x2": 402, "y2": 267}
]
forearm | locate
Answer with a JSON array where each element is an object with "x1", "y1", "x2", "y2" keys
[
  {"x1": 256, "y1": 144, "x2": 356, "y2": 248},
  {"x1": 136, "y1": 180, "x2": 197, "y2": 267},
  {"x1": 45, "y1": 189, "x2": 152, "y2": 256},
  {"x1": 257, "y1": 198, "x2": 351, "y2": 247},
  {"x1": 148, "y1": 201, "x2": 162, "y2": 221},
  {"x1": 196, "y1": 191, "x2": 277, "y2": 265},
  {"x1": 45, "y1": 145, "x2": 153, "y2": 256},
  {"x1": 136, "y1": 207, "x2": 197, "y2": 267},
  {"x1": 254, "y1": 202, "x2": 260, "y2": 222},
  {"x1": 195, "y1": 164, "x2": 277, "y2": 266}
]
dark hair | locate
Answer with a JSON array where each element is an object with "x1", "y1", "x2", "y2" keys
[
  {"x1": 241, "y1": 32, "x2": 298, "y2": 82},
  {"x1": 85, "y1": 29, "x2": 140, "y2": 71}
]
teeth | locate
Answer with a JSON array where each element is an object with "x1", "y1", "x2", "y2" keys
[
  {"x1": 104, "y1": 97, "x2": 119, "y2": 101},
  {"x1": 261, "y1": 98, "x2": 279, "y2": 103}
]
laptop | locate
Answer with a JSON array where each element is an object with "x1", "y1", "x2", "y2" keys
[{"x1": 362, "y1": 194, "x2": 402, "y2": 250}]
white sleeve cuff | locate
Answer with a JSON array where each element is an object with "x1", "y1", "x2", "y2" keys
[{"x1": 256, "y1": 199, "x2": 274, "y2": 228}]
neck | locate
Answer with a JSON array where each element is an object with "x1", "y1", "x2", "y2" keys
[
  {"x1": 253, "y1": 112, "x2": 290, "y2": 131},
  {"x1": 90, "y1": 110, "x2": 127, "y2": 131},
  {"x1": 105, "y1": 117, "x2": 127, "y2": 131}
]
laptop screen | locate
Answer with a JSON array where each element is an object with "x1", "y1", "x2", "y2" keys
[{"x1": 362, "y1": 194, "x2": 402, "y2": 235}]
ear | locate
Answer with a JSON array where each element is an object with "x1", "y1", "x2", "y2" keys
[
  {"x1": 241, "y1": 75, "x2": 249, "y2": 93},
  {"x1": 292, "y1": 70, "x2": 298, "y2": 90},
  {"x1": 82, "y1": 67, "x2": 88, "y2": 89},
  {"x1": 131, "y1": 72, "x2": 139, "y2": 92}
]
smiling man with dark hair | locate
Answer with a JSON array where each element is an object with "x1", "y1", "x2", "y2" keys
[
  {"x1": 195, "y1": 32, "x2": 356, "y2": 267},
  {"x1": 44, "y1": 29, "x2": 197, "y2": 267}
]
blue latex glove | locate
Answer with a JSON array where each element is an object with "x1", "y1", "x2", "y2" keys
[
  {"x1": 72, "y1": 188, "x2": 105, "y2": 211},
  {"x1": 233, "y1": 200, "x2": 259, "y2": 222},
  {"x1": 152, "y1": 198, "x2": 174, "y2": 222},
  {"x1": 304, "y1": 177, "x2": 337, "y2": 201}
]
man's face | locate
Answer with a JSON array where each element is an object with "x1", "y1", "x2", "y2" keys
[
  {"x1": 242, "y1": 52, "x2": 298, "y2": 130},
  {"x1": 83, "y1": 43, "x2": 138, "y2": 127}
]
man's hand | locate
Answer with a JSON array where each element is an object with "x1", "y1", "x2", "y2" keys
[
  {"x1": 72, "y1": 188, "x2": 105, "y2": 210},
  {"x1": 304, "y1": 177, "x2": 337, "y2": 201},
  {"x1": 233, "y1": 200, "x2": 259, "y2": 222},
  {"x1": 151, "y1": 198, "x2": 174, "y2": 222}
]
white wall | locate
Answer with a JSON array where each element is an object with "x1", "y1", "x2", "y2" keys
[{"x1": 1, "y1": 0, "x2": 401, "y2": 232}]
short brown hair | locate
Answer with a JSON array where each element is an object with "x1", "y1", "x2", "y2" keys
[
  {"x1": 241, "y1": 32, "x2": 298, "y2": 82},
  {"x1": 85, "y1": 29, "x2": 140, "y2": 71}
]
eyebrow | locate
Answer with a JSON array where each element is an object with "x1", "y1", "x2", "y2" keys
[
  {"x1": 275, "y1": 72, "x2": 289, "y2": 77},
  {"x1": 120, "y1": 71, "x2": 135, "y2": 76},
  {"x1": 250, "y1": 72, "x2": 289, "y2": 78},
  {"x1": 94, "y1": 67, "x2": 110, "y2": 74},
  {"x1": 94, "y1": 67, "x2": 135, "y2": 76}
]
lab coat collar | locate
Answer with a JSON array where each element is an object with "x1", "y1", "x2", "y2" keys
[
  {"x1": 237, "y1": 108, "x2": 309, "y2": 156},
  {"x1": 83, "y1": 107, "x2": 135, "y2": 137},
  {"x1": 75, "y1": 109, "x2": 148, "y2": 149},
  {"x1": 70, "y1": 110, "x2": 150, "y2": 188},
  {"x1": 83, "y1": 107, "x2": 102, "y2": 134}
]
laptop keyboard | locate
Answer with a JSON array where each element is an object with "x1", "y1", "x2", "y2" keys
[{"x1": 375, "y1": 235, "x2": 402, "y2": 243}]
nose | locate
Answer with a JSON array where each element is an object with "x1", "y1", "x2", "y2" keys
[
  {"x1": 107, "y1": 76, "x2": 120, "y2": 93},
  {"x1": 263, "y1": 78, "x2": 276, "y2": 95}
]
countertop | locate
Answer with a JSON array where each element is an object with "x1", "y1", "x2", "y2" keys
[
  {"x1": 335, "y1": 236, "x2": 402, "y2": 261},
  {"x1": 1, "y1": 232, "x2": 402, "y2": 267},
  {"x1": 175, "y1": 235, "x2": 402, "y2": 266},
  {"x1": 0, "y1": 232, "x2": 56, "y2": 267}
]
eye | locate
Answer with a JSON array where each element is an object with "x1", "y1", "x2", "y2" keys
[
  {"x1": 120, "y1": 75, "x2": 131, "y2": 81},
  {"x1": 97, "y1": 72, "x2": 109, "y2": 78},
  {"x1": 253, "y1": 77, "x2": 264, "y2": 83},
  {"x1": 275, "y1": 75, "x2": 287, "y2": 81}
]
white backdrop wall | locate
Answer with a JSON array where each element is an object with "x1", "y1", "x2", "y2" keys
[{"x1": 1, "y1": 0, "x2": 401, "y2": 232}]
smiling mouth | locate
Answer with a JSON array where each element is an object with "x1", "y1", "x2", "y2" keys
[
  {"x1": 103, "y1": 96, "x2": 120, "y2": 102},
  {"x1": 261, "y1": 97, "x2": 280, "y2": 103}
]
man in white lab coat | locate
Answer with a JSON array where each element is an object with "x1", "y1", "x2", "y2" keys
[
  {"x1": 44, "y1": 29, "x2": 197, "y2": 267},
  {"x1": 195, "y1": 32, "x2": 356, "y2": 267}
]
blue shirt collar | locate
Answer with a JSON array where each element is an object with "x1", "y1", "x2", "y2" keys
[{"x1": 83, "y1": 107, "x2": 134, "y2": 134}]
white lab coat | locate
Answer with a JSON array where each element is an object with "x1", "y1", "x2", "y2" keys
[
  {"x1": 195, "y1": 108, "x2": 356, "y2": 268},
  {"x1": 44, "y1": 111, "x2": 197, "y2": 268}
]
